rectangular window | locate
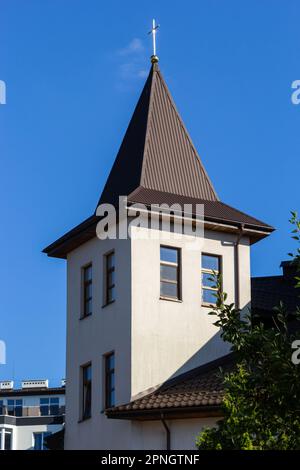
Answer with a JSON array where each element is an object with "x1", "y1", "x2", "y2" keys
[
  {"x1": 0, "y1": 401, "x2": 3, "y2": 415},
  {"x1": 33, "y1": 432, "x2": 51, "y2": 451},
  {"x1": 40, "y1": 397, "x2": 59, "y2": 416},
  {"x1": 0, "y1": 429, "x2": 12, "y2": 450},
  {"x1": 104, "y1": 352, "x2": 115, "y2": 409},
  {"x1": 201, "y1": 254, "x2": 221, "y2": 305},
  {"x1": 160, "y1": 246, "x2": 181, "y2": 300},
  {"x1": 105, "y1": 252, "x2": 115, "y2": 305},
  {"x1": 81, "y1": 363, "x2": 92, "y2": 420},
  {"x1": 82, "y1": 264, "x2": 92, "y2": 317},
  {"x1": 7, "y1": 399, "x2": 22, "y2": 417}
]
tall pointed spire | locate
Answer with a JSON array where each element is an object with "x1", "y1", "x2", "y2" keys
[
  {"x1": 44, "y1": 64, "x2": 274, "y2": 259},
  {"x1": 97, "y1": 64, "x2": 218, "y2": 209}
]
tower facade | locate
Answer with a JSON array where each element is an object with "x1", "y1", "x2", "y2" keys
[{"x1": 44, "y1": 63, "x2": 273, "y2": 449}]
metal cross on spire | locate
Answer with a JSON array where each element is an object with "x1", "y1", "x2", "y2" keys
[{"x1": 148, "y1": 19, "x2": 159, "y2": 63}]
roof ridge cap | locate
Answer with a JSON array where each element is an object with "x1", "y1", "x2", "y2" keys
[{"x1": 140, "y1": 65, "x2": 157, "y2": 185}]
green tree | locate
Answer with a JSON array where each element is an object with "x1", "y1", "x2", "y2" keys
[{"x1": 196, "y1": 212, "x2": 300, "y2": 450}]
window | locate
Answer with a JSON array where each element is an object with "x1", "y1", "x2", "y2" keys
[
  {"x1": 33, "y1": 432, "x2": 51, "y2": 451},
  {"x1": 160, "y1": 246, "x2": 181, "y2": 300},
  {"x1": 0, "y1": 428, "x2": 12, "y2": 450},
  {"x1": 201, "y1": 254, "x2": 221, "y2": 305},
  {"x1": 104, "y1": 352, "x2": 115, "y2": 408},
  {"x1": 0, "y1": 401, "x2": 3, "y2": 415},
  {"x1": 81, "y1": 363, "x2": 92, "y2": 420},
  {"x1": 40, "y1": 397, "x2": 59, "y2": 416},
  {"x1": 7, "y1": 399, "x2": 22, "y2": 417},
  {"x1": 82, "y1": 264, "x2": 92, "y2": 317},
  {"x1": 105, "y1": 252, "x2": 115, "y2": 305}
]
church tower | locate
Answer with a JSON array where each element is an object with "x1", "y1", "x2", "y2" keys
[{"x1": 44, "y1": 53, "x2": 273, "y2": 449}]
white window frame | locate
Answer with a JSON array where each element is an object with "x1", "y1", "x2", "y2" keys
[{"x1": 0, "y1": 428, "x2": 13, "y2": 450}]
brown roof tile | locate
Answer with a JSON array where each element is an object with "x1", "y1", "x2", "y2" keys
[{"x1": 106, "y1": 354, "x2": 234, "y2": 420}]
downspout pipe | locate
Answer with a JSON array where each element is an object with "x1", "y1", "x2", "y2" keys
[
  {"x1": 160, "y1": 413, "x2": 171, "y2": 450},
  {"x1": 235, "y1": 223, "x2": 245, "y2": 311}
]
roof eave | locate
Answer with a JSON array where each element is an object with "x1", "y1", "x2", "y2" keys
[
  {"x1": 42, "y1": 210, "x2": 274, "y2": 259},
  {"x1": 105, "y1": 404, "x2": 223, "y2": 421}
]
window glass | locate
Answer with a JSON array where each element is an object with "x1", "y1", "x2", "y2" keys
[
  {"x1": 202, "y1": 254, "x2": 219, "y2": 271},
  {"x1": 4, "y1": 430, "x2": 12, "y2": 450},
  {"x1": 160, "y1": 282, "x2": 178, "y2": 298},
  {"x1": 83, "y1": 264, "x2": 92, "y2": 317},
  {"x1": 105, "y1": 353, "x2": 115, "y2": 409},
  {"x1": 160, "y1": 246, "x2": 178, "y2": 263},
  {"x1": 160, "y1": 246, "x2": 180, "y2": 300},
  {"x1": 160, "y1": 264, "x2": 177, "y2": 281},
  {"x1": 202, "y1": 272, "x2": 216, "y2": 288},
  {"x1": 201, "y1": 254, "x2": 220, "y2": 305},
  {"x1": 50, "y1": 397, "x2": 59, "y2": 415},
  {"x1": 203, "y1": 288, "x2": 218, "y2": 304},
  {"x1": 105, "y1": 252, "x2": 115, "y2": 304},
  {"x1": 82, "y1": 364, "x2": 92, "y2": 419}
]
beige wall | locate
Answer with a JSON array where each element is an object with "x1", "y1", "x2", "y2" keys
[
  {"x1": 132, "y1": 417, "x2": 218, "y2": 450},
  {"x1": 65, "y1": 234, "x2": 132, "y2": 449},
  {"x1": 131, "y1": 227, "x2": 250, "y2": 396},
  {"x1": 64, "y1": 223, "x2": 250, "y2": 449}
]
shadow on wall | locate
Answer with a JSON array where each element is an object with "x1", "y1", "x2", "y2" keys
[{"x1": 156, "y1": 300, "x2": 251, "y2": 387}]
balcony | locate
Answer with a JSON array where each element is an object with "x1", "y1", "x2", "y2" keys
[{"x1": 0, "y1": 405, "x2": 65, "y2": 417}]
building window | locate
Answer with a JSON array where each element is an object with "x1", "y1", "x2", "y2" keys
[
  {"x1": 82, "y1": 264, "x2": 92, "y2": 317},
  {"x1": 160, "y1": 246, "x2": 181, "y2": 300},
  {"x1": 0, "y1": 401, "x2": 3, "y2": 415},
  {"x1": 201, "y1": 254, "x2": 221, "y2": 305},
  {"x1": 0, "y1": 428, "x2": 12, "y2": 450},
  {"x1": 40, "y1": 397, "x2": 59, "y2": 416},
  {"x1": 7, "y1": 399, "x2": 22, "y2": 417},
  {"x1": 104, "y1": 352, "x2": 115, "y2": 408},
  {"x1": 105, "y1": 252, "x2": 115, "y2": 305},
  {"x1": 81, "y1": 363, "x2": 92, "y2": 420},
  {"x1": 33, "y1": 432, "x2": 51, "y2": 451}
]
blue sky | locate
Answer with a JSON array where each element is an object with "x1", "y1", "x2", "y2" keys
[{"x1": 0, "y1": 0, "x2": 299, "y2": 385}]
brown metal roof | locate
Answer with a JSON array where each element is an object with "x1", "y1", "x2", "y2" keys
[
  {"x1": 44, "y1": 63, "x2": 274, "y2": 258},
  {"x1": 106, "y1": 354, "x2": 234, "y2": 420},
  {"x1": 98, "y1": 63, "x2": 218, "y2": 208},
  {"x1": 128, "y1": 187, "x2": 274, "y2": 231}
]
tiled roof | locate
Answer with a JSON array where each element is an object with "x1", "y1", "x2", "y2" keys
[
  {"x1": 106, "y1": 355, "x2": 234, "y2": 420},
  {"x1": 251, "y1": 275, "x2": 300, "y2": 314}
]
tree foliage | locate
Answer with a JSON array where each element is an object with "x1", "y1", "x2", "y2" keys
[{"x1": 196, "y1": 212, "x2": 300, "y2": 450}]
